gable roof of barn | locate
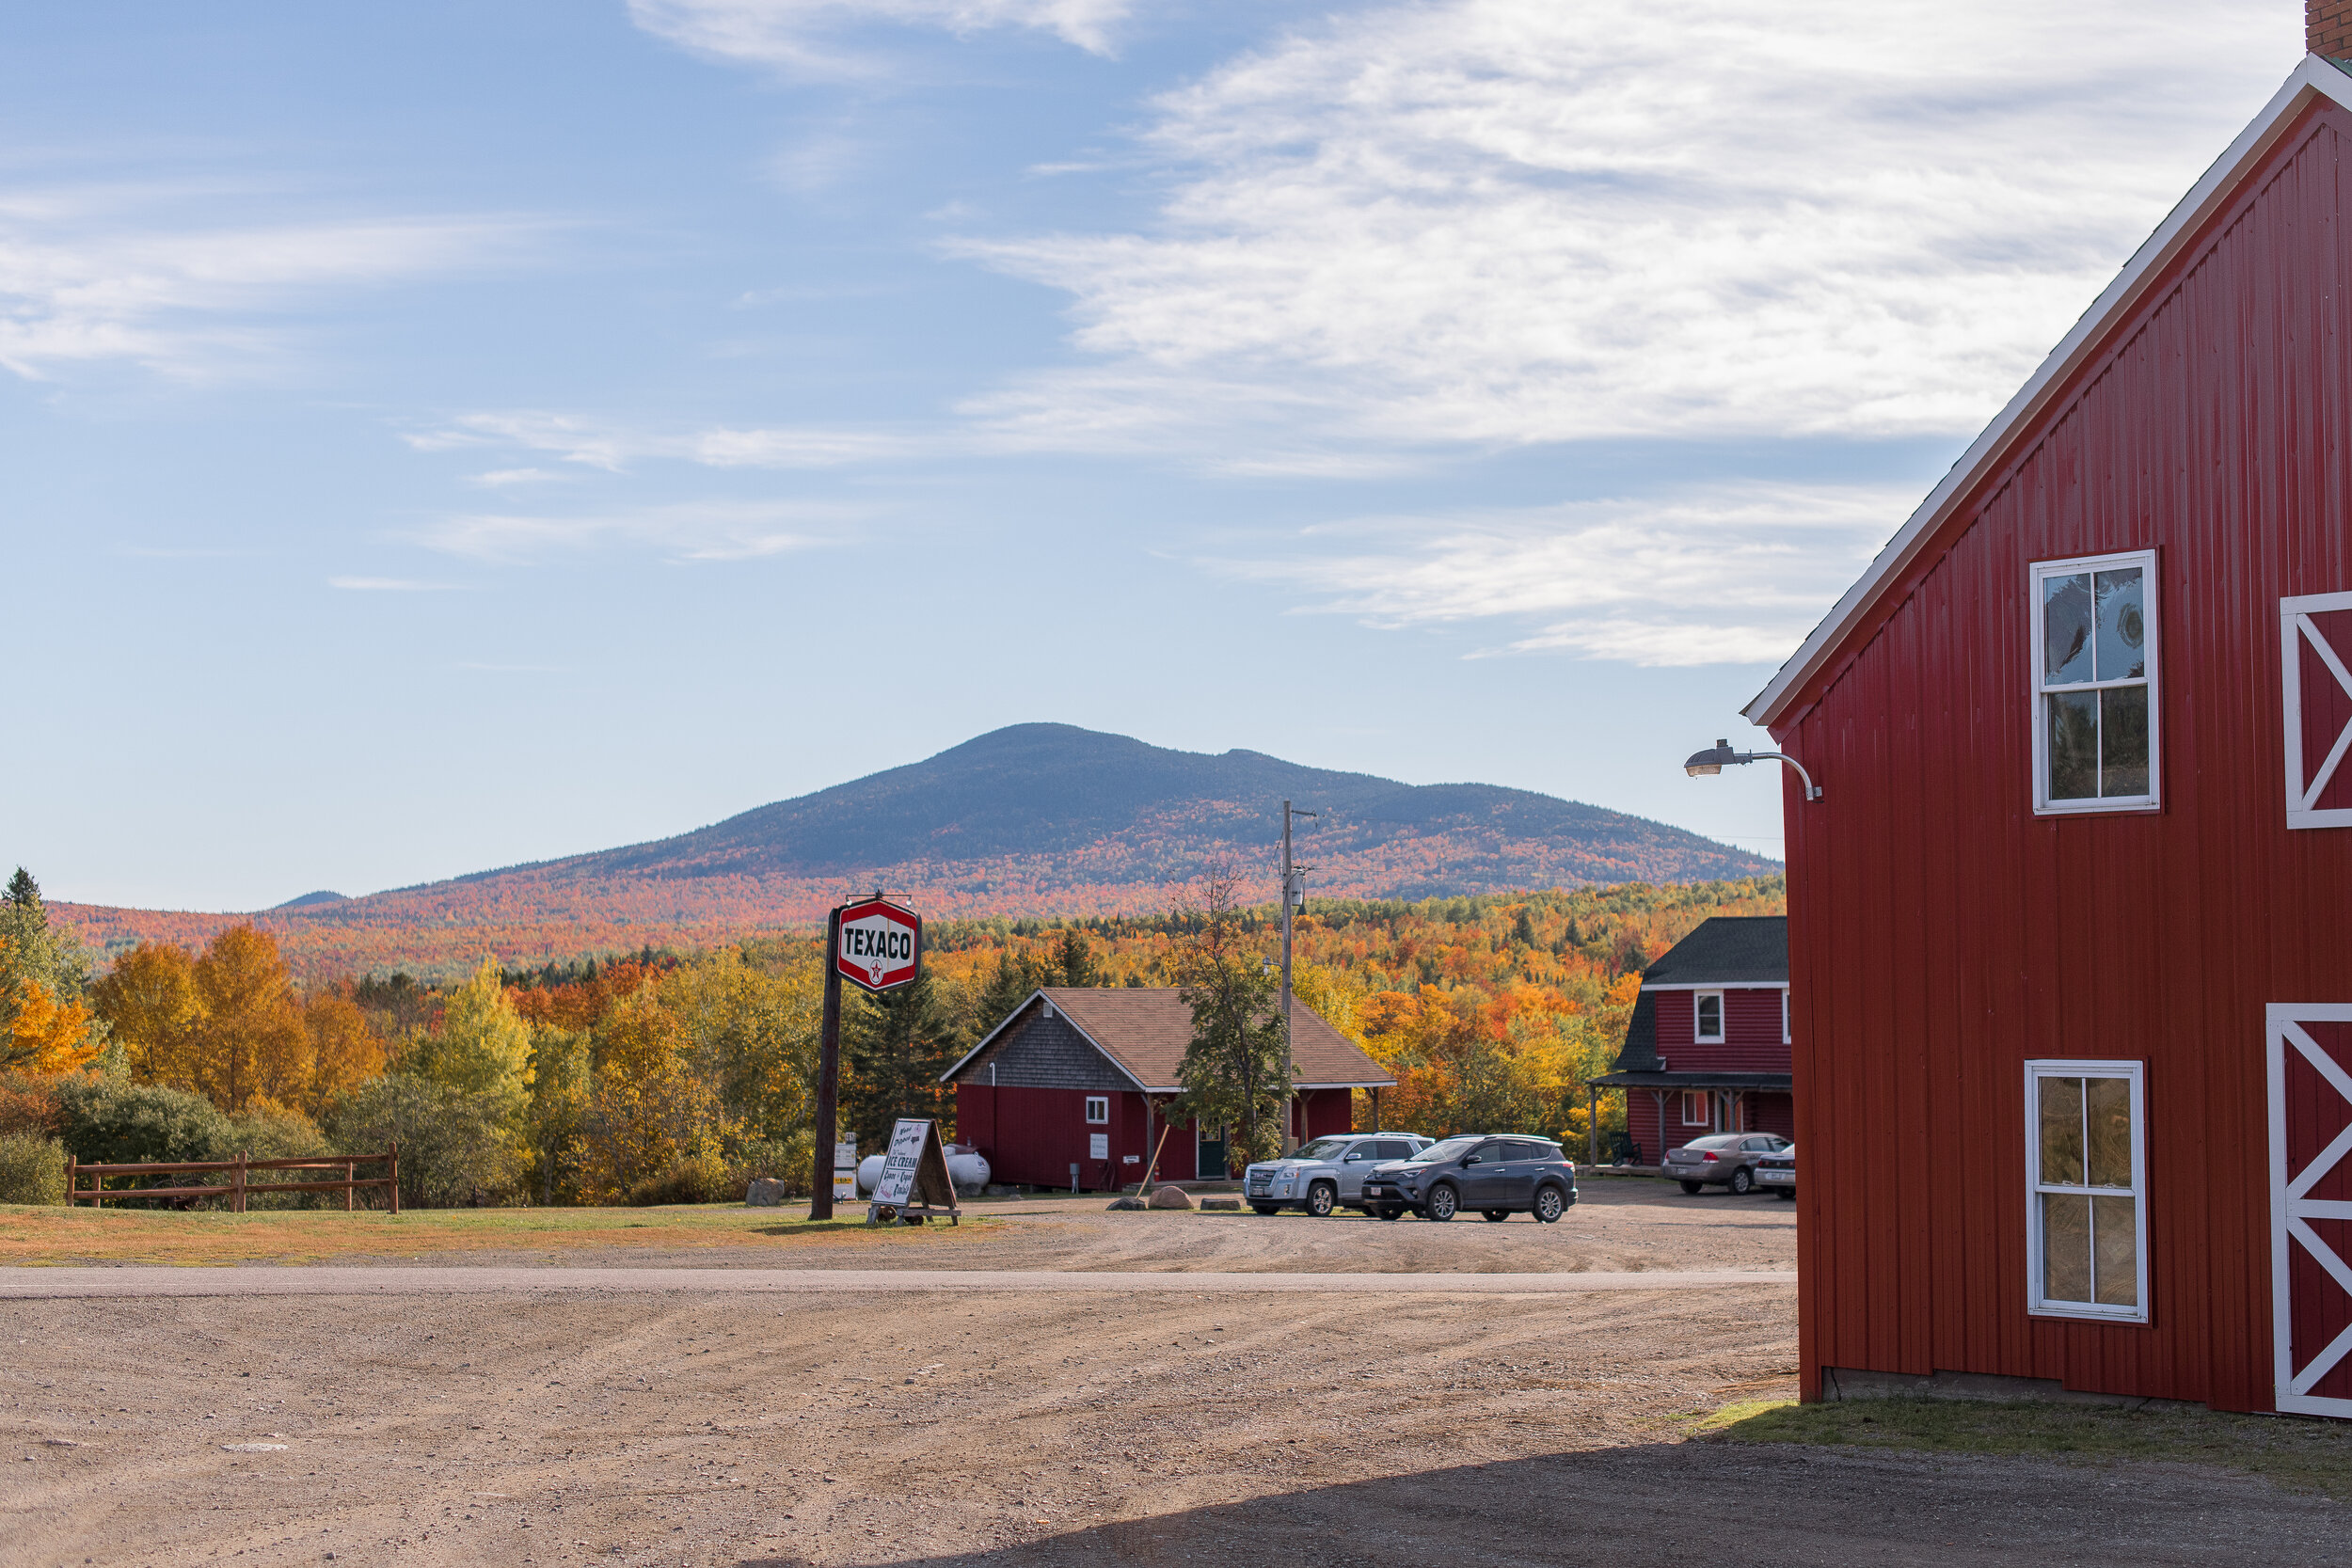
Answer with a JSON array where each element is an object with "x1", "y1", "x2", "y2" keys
[
  {"x1": 1746, "y1": 54, "x2": 2352, "y2": 730},
  {"x1": 940, "y1": 986, "x2": 1396, "y2": 1092},
  {"x1": 1639, "y1": 916, "x2": 1788, "y2": 987}
]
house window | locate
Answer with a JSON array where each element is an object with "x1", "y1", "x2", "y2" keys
[
  {"x1": 2026, "y1": 1060, "x2": 2148, "y2": 1323},
  {"x1": 2031, "y1": 550, "x2": 2158, "y2": 813},
  {"x1": 1680, "y1": 1089, "x2": 1711, "y2": 1127},
  {"x1": 1781, "y1": 990, "x2": 1791, "y2": 1045},
  {"x1": 1694, "y1": 991, "x2": 1724, "y2": 1043},
  {"x1": 1084, "y1": 1096, "x2": 1109, "y2": 1125}
]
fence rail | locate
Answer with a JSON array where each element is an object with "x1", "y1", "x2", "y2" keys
[{"x1": 65, "y1": 1146, "x2": 399, "y2": 1214}]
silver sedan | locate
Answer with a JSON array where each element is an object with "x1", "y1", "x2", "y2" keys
[
  {"x1": 1663, "y1": 1132, "x2": 1789, "y2": 1195},
  {"x1": 1243, "y1": 1133, "x2": 1434, "y2": 1216}
]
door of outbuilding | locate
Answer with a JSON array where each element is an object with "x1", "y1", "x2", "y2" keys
[{"x1": 2267, "y1": 1005, "x2": 2352, "y2": 1417}]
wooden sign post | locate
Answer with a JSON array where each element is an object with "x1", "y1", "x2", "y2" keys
[
  {"x1": 810, "y1": 894, "x2": 924, "y2": 1221},
  {"x1": 868, "y1": 1117, "x2": 960, "y2": 1227}
]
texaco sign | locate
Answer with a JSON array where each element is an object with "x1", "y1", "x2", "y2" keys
[{"x1": 834, "y1": 897, "x2": 922, "y2": 993}]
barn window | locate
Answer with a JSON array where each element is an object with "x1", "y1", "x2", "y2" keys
[
  {"x1": 1083, "y1": 1096, "x2": 1109, "y2": 1125},
  {"x1": 2030, "y1": 551, "x2": 2159, "y2": 814},
  {"x1": 1694, "y1": 991, "x2": 1724, "y2": 1042},
  {"x1": 2026, "y1": 1060, "x2": 2148, "y2": 1323},
  {"x1": 1680, "y1": 1090, "x2": 1710, "y2": 1127},
  {"x1": 2280, "y1": 590, "x2": 2352, "y2": 829},
  {"x1": 1781, "y1": 990, "x2": 1791, "y2": 1045}
]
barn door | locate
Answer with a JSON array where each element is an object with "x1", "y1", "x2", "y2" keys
[
  {"x1": 2266, "y1": 1005, "x2": 2352, "y2": 1417},
  {"x1": 2280, "y1": 593, "x2": 2352, "y2": 829}
]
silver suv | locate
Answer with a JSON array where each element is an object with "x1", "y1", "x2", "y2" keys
[{"x1": 1244, "y1": 1133, "x2": 1434, "y2": 1216}]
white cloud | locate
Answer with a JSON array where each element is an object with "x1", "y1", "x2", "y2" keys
[
  {"x1": 1226, "y1": 483, "x2": 1914, "y2": 667},
  {"x1": 629, "y1": 0, "x2": 1133, "y2": 75},
  {"x1": 413, "y1": 499, "x2": 856, "y2": 563},
  {"x1": 409, "y1": 410, "x2": 919, "y2": 471},
  {"x1": 0, "y1": 184, "x2": 542, "y2": 380},
  {"x1": 950, "y1": 0, "x2": 2294, "y2": 459}
]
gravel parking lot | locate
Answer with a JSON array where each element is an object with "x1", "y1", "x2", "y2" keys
[{"x1": 3, "y1": 1180, "x2": 2343, "y2": 1567}]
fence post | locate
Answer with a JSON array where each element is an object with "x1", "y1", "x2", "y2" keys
[
  {"x1": 388, "y1": 1143, "x2": 400, "y2": 1216},
  {"x1": 233, "y1": 1150, "x2": 248, "y2": 1214},
  {"x1": 64, "y1": 1154, "x2": 76, "y2": 1208},
  {"x1": 343, "y1": 1159, "x2": 355, "y2": 1212}
]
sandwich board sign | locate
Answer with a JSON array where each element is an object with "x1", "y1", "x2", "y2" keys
[
  {"x1": 835, "y1": 898, "x2": 922, "y2": 993},
  {"x1": 867, "y1": 1117, "x2": 960, "y2": 1226}
]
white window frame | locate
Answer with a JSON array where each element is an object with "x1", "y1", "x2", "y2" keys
[
  {"x1": 2024, "y1": 1058, "x2": 2150, "y2": 1324},
  {"x1": 1782, "y1": 990, "x2": 1791, "y2": 1045},
  {"x1": 1680, "y1": 1089, "x2": 1710, "y2": 1127},
  {"x1": 1083, "y1": 1095, "x2": 1108, "y2": 1125},
  {"x1": 1694, "y1": 990, "x2": 1724, "y2": 1043},
  {"x1": 2280, "y1": 592, "x2": 2352, "y2": 830},
  {"x1": 2029, "y1": 549, "x2": 2160, "y2": 816}
]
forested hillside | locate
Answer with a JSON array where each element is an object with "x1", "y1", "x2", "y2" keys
[
  {"x1": 51, "y1": 724, "x2": 1776, "y2": 980},
  {"x1": 2, "y1": 869, "x2": 1783, "y2": 1208}
]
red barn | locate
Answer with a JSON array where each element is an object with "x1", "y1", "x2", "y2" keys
[
  {"x1": 1747, "y1": 40, "x2": 2352, "y2": 1414},
  {"x1": 1591, "y1": 916, "x2": 1791, "y2": 1164},
  {"x1": 942, "y1": 988, "x2": 1394, "y2": 1191}
]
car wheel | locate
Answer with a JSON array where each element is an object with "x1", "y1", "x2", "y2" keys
[
  {"x1": 1306, "y1": 1181, "x2": 1337, "y2": 1217},
  {"x1": 1533, "y1": 1186, "x2": 1565, "y2": 1224},
  {"x1": 1728, "y1": 1166, "x2": 1756, "y2": 1196},
  {"x1": 1425, "y1": 1183, "x2": 1459, "y2": 1222},
  {"x1": 1249, "y1": 1204, "x2": 1280, "y2": 1216},
  {"x1": 1677, "y1": 1180, "x2": 1704, "y2": 1195},
  {"x1": 1375, "y1": 1208, "x2": 1403, "y2": 1221},
  {"x1": 1482, "y1": 1210, "x2": 1511, "y2": 1222},
  {"x1": 1776, "y1": 1187, "x2": 1797, "y2": 1201}
]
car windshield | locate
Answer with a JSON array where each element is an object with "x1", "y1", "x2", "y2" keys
[
  {"x1": 1686, "y1": 1133, "x2": 1746, "y2": 1150},
  {"x1": 1294, "y1": 1138, "x2": 1351, "y2": 1160},
  {"x1": 1409, "y1": 1136, "x2": 1481, "y2": 1164}
]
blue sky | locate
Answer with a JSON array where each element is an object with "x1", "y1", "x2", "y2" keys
[{"x1": 5, "y1": 0, "x2": 2300, "y2": 910}]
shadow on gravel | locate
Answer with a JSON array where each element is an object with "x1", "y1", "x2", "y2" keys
[{"x1": 739, "y1": 1441, "x2": 2352, "y2": 1568}]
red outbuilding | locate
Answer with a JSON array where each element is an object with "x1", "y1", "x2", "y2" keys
[
  {"x1": 1746, "y1": 37, "x2": 2352, "y2": 1415},
  {"x1": 1590, "y1": 916, "x2": 1792, "y2": 1165},
  {"x1": 941, "y1": 988, "x2": 1395, "y2": 1191}
]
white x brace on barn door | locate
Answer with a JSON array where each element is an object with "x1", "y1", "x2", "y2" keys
[
  {"x1": 2280, "y1": 593, "x2": 2352, "y2": 829},
  {"x1": 2267, "y1": 1005, "x2": 2352, "y2": 1417}
]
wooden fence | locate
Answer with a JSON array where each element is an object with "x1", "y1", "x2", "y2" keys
[{"x1": 64, "y1": 1145, "x2": 400, "y2": 1213}]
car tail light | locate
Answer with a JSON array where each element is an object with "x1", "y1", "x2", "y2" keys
[{"x1": 1702, "y1": 1151, "x2": 1719, "y2": 1162}]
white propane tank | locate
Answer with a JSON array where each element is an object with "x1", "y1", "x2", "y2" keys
[
  {"x1": 946, "y1": 1146, "x2": 991, "y2": 1193},
  {"x1": 855, "y1": 1154, "x2": 887, "y2": 1196}
]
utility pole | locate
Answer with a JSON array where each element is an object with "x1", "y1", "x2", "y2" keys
[{"x1": 1279, "y1": 800, "x2": 1315, "y2": 1154}]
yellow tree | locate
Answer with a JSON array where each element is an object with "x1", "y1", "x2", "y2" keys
[
  {"x1": 95, "y1": 942, "x2": 202, "y2": 1085},
  {"x1": 584, "y1": 983, "x2": 717, "y2": 1200},
  {"x1": 0, "y1": 938, "x2": 99, "y2": 1075},
  {"x1": 300, "y1": 994, "x2": 386, "y2": 1116},
  {"x1": 187, "y1": 926, "x2": 309, "y2": 1113},
  {"x1": 409, "y1": 958, "x2": 532, "y2": 1104}
]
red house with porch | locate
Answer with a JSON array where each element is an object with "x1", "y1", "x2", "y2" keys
[
  {"x1": 1745, "y1": 36, "x2": 2352, "y2": 1414},
  {"x1": 942, "y1": 988, "x2": 1394, "y2": 1190},
  {"x1": 1592, "y1": 917, "x2": 1790, "y2": 1165}
]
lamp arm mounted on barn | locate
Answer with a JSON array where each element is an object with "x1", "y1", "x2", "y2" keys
[{"x1": 1683, "y1": 738, "x2": 1823, "y2": 801}]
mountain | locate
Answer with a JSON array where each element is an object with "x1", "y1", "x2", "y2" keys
[{"x1": 54, "y1": 723, "x2": 1777, "y2": 979}]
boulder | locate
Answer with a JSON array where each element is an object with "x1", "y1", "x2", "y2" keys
[
  {"x1": 745, "y1": 1177, "x2": 789, "y2": 1208},
  {"x1": 1104, "y1": 1196, "x2": 1146, "y2": 1212},
  {"x1": 1200, "y1": 1197, "x2": 1242, "y2": 1211},
  {"x1": 1148, "y1": 1186, "x2": 1196, "y2": 1211}
]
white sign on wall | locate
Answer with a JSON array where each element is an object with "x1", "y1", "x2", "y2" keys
[{"x1": 1089, "y1": 1133, "x2": 1109, "y2": 1160}]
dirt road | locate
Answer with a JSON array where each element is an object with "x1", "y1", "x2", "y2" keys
[{"x1": 2, "y1": 1183, "x2": 2343, "y2": 1566}]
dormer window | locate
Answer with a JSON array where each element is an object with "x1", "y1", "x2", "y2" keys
[{"x1": 1694, "y1": 991, "x2": 1724, "y2": 1043}]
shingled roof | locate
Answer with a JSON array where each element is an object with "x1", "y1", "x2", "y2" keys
[
  {"x1": 942, "y1": 987, "x2": 1394, "y2": 1092},
  {"x1": 1639, "y1": 916, "x2": 1787, "y2": 987}
]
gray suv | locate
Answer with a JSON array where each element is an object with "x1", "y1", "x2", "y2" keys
[
  {"x1": 1244, "y1": 1133, "x2": 1434, "y2": 1216},
  {"x1": 1359, "y1": 1134, "x2": 1579, "y2": 1223}
]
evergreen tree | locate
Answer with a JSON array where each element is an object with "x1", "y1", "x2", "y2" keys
[
  {"x1": 843, "y1": 974, "x2": 960, "y2": 1153},
  {"x1": 1053, "y1": 928, "x2": 1102, "y2": 988},
  {"x1": 6, "y1": 868, "x2": 38, "y2": 911},
  {"x1": 1510, "y1": 908, "x2": 1538, "y2": 948},
  {"x1": 971, "y1": 950, "x2": 1044, "y2": 1039}
]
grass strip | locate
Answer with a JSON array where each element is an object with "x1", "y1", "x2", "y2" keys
[
  {"x1": 0, "y1": 1201, "x2": 1001, "y2": 1266},
  {"x1": 1699, "y1": 1394, "x2": 2352, "y2": 1498}
]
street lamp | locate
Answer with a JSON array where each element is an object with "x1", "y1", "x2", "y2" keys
[{"x1": 1684, "y1": 737, "x2": 1823, "y2": 801}]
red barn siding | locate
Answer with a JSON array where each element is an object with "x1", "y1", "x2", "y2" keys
[
  {"x1": 1776, "y1": 101, "x2": 2352, "y2": 1412},
  {"x1": 1653, "y1": 987, "x2": 1791, "y2": 1073}
]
